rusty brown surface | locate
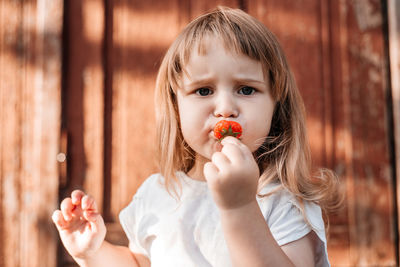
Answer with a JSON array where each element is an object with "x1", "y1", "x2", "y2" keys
[
  {"x1": 110, "y1": 0, "x2": 179, "y2": 219},
  {"x1": 0, "y1": 0, "x2": 62, "y2": 266},
  {"x1": 81, "y1": 0, "x2": 105, "y2": 213},
  {"x1": 388, "y1": 0, "x2": 400, "y2": 261},
  {"x1": 249, "y1": 0, "x2": 396, "y2": 265},
  {"x1": 0, "y1": 0, "x2": 391, "y2": 266},
  {"x1": 0, "y1": 1, "x2": 21, "y2": 265},
  {"x1": 60, "y1": 0, "x2": 106, "y2": 265},
  {"x1": 342, "y1": 0, "x2": 395, "y2": 265}
]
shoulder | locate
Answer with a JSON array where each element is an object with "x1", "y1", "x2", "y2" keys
[
  {"x1": 257, "y1": 183, "x2": 326, "y2": 244},
  {"x1": 119, "y1": 173, "x2": 167, "y2": 221},
  {"x1": 256, "y1": 182, "x2": 296, "y2": 219},
  {"x1": 133, "y1": 173, "x2": 166, "y2": 199},
  {"x1": 257, "y1": 183, "x2": 330, "y2": 266},
  {"x1": 118, "y1": 173, "x2": 168, "y2": 257}
]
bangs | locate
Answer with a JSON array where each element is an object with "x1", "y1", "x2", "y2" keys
[{"x1": 166, "y1": 7, "x2": 281, "y2": 98}]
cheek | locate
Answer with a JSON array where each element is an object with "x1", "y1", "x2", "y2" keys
[
  {"x1": 178, "y1": 111, "x2": 192, "y2": 141},
  {"x1": 177, "y1": 103, "x2": 203, "y2": 144},
  {"x1": 177, "y1": 98, "x2": 210, "y2": 135},
  {"x1": 179, "y1": 117, "x2": 195, "y2": 141},
  {"x1": 177, "y1": 97, "x2": 191, "y2": 134},
  {"x1": 245, "y1": 124, "x2": 271, "y2": 152},
  {"x1": 245, "y1": 109, "x2": 274, "y2": 151}
]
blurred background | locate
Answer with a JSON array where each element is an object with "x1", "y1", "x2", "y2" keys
[{"x1": 0, "y1": 0, "x2": 399, "y2": 266}]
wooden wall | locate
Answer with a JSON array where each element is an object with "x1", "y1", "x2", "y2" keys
[
  {"x1": 0, "y1": 0, "x2": 62, "y2": 267},
  {"x1": 0, "y1": 0, "x2": 399, "y2": 266}
]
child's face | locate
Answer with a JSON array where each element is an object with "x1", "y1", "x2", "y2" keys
[{"x1": 176, "y1": 36, "x2": 275, "y2": 161}]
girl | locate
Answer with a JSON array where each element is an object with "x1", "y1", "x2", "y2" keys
[{"x1": 52, "y1": 7, "x2": 341, "y2": 267}]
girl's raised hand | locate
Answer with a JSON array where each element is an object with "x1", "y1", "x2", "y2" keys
[
  {"x1": 204, "y1": 136, "x2": 260, "y2": 210},
  {"x1": 52, "y1": 190, "x2": 106, "y2": 261}
]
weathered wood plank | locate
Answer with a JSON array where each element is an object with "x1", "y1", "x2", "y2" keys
[
  {"x1": 36, "y1": 0, "x2": 62, "y2": 264},
  {"x1": 110, "y1": 0, "x2": 182, "y2": 220},
  {"x1": 345, "y1": 0, "x2": 395, "y2": 265},
  {"x1": 20, "y1": 1, "x2": 41, "y2": 265},
  {"x1": 0, "y1": 0, "x2": 62, "y2": 267},
  {"x1": 61, "y1": 0, "x2": 105, "y2": 265},
  {"x1": 36, "y1": 1, "x2": 63, "y2": 266},
  {"x1": 63, "y1": 0, "x2": 86, "y2": 197},
  {"x1": 325, "y1": 1, "x2": 353, "y2": 265},
  {"x1": 388, "y1": 0, "x2": 400, "y2": 262},
  {"x1": 81, "y1": 0, "x2": 105, "y2": 213},
  {"x1": 0, "y1": 1, "x2": 22, "y2": 265},
  {"x1": 62, "y1": 0, "x2": 104, "y2": 206},
  {"x1": 248, "y1": 0, "x2": 328, "y2": 168}
]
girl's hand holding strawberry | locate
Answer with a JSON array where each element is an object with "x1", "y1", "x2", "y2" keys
[
  {"x1": 204, "y1": 136, "x2": 260, "y2": 210},
  {"x1": 52, "y1": 190, "x2": 106, "y2": 263}
]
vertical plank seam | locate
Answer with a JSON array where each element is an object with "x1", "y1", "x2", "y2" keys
[
  {"x1": 103, "y1": 0, "x2": 113, "y2": 222},
  {"x1": 387, "y1": 0, "x2": 400, "y2": 265},
  {"x1": 337, "y1": 0, "x2": 357, "y2": 264}
]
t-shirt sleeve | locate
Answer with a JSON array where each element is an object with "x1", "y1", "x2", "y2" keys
[
  {"x1": 119, "y1": 195, "x2": 150, "y2": 257},
  {"x1": 119, "y1": 175, "x2": 159, "y2": 258},
  {"x1": 267, "y1": 201, "x2": 312, "y2": 246},
  {"x1": 258, "y1": 186, "x2": 330, "y2": 267}
]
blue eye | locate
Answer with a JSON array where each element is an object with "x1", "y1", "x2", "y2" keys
[
  {"x1": 238, "y1": 86, "x2": 256, "y2": 95},
  {"x1": 196, "y1": 88, "x2": 213, "y2": 96}
]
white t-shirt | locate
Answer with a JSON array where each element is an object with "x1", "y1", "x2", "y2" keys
[{"x1": 119, "y1": 172, "x2": 330, "y2": 267}]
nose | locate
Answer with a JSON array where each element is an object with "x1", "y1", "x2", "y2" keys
[{"x1": 213, "y1": 92, "x2": 238, "y2": 118}]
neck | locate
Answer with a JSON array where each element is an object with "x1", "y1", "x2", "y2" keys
[{"x1": 187, "y1": 155, "x2": 209, "y2": 181}]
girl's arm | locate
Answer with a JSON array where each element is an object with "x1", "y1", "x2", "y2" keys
[
  {"x1": 204, "y1": 137, "x2": 315, "y2": 267},
  {"x1": 73, "y1": 241, "x2": 140, "y2": 267},
  {"x1": 72, "y1": 241, "x2": 150, "y2": 267},
  {"x1": 52, "y1": 190, "x2": 149, "y2": 267},
  {"x1": 219, "y1": 201, "x2": 315, "y2": 267}
]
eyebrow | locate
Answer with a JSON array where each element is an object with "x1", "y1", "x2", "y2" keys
[
  {"x1": 184, "y1": 78, "x2": 214, "y2": 88},
  {"x1": 184, "y1": 77, "x2": 266, "y2": 88},
  {"x1": 234, "y1": 77, "x2": 266, "y2": 85}
]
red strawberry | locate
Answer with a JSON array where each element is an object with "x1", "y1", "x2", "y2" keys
[{"x1": 214, "y1": 120, "x2": 242, "y2": 140}]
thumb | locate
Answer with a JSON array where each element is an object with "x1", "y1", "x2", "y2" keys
[{"x1": 203, "y1": 162, "x2": 219, "y2": 181}]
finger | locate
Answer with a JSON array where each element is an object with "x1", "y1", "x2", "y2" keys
[
  {"x1": 81, "y1": 195, "x2": 98, "y2": 212},
  {"x1": 203, "y1": 161, "x2": 219, "y2": 181},
  {"x1": 71, "y1": 189, "x2": 86, "y2": 205},
  {"x1": 220, "y1": 136, "x2": 241, "y2": 146},
  {"x1": 221, "y1": 136, "x2": 252, "y2": 160},
  {"x1": 52, "y1": 210, "x2": 68, "y2": 229},
  {"x1": 60, "y1": 198, "x2": 75, "y2": 221},
  {"x1": 83, "y1": 210, "x2": 104, "y2": 233},
  {"x1": 221, "y1": 143, "x2": 244, "y2": 163},
  {"x1": 211, "y1": 151, "x2": 231, "y2": 166},
  {"x1": 221, "y1": 136, "x2": 249, "y2": 151}
]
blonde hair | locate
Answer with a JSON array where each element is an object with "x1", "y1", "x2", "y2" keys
[{"x1": 155, "y1": 7, "x2": 342, "y2": 213}]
